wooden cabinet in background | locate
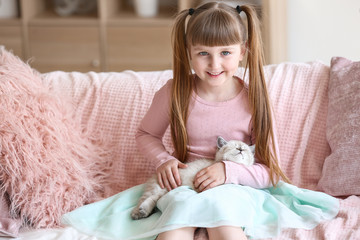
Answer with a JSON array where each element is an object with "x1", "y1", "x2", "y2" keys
[
  {"x1": 107, "y1": 25, "x2": 172, "y2": 71},
  {"x1": 0, "y1": 0, "x2": 286, "y2": 73},
  {"x1": 0, "y1": 0, "x2": 181, "y2": 73},
  {"x1": 0, "y1": 19, "x2": 23, "y2": 59},
  {"x1": 28, "y1": 26, "x2": 101, "y2": 72}
]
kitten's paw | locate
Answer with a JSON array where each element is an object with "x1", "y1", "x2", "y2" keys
[{"x1": 131, "y1": 207, "x2": 150, "y2": 220}]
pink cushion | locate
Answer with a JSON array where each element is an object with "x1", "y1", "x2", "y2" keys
[
  {"x1": 0, "y1": 194, "x2": 21, "y2": 237},
  {"x1": 0, "y1": 47, "x2": 110, "y2": 228},
  {"x1": 317, "y1": 57, "x2": 360, "y2": 196}
]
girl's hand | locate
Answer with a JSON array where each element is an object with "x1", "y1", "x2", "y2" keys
[
  {"x1": 194, "y1": 162, "x2": 226, "y2": 192},
  {"x1": 157, "y1": 159, "x2": 188, "y2": 191}
]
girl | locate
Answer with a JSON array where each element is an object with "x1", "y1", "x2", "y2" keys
[
  {"x1": 135, "y1": 2, "x2": 335, "y2": 240},
  {"x1": 62, "y1": 2, "x2": 338, "y2": 240},
  {"x1": 136, "y1": 3, "x2": 289, "y2": 193}
]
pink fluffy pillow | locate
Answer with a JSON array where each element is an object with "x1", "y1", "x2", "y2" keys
[
  {"x1": 317, "y1": 57, "x2": 360, "y2": 196},
  {"x1": 0, "y1": 47, "x2": 109, "y2": 228},
  {"x1": 0, "y1": 194, "x2": 21, "y2": 237}
]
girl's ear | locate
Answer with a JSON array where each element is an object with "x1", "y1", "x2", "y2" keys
[
  {"x1": 217, "y1": 136, "x2": 228, "y2": 149},
  {"x1": 240, "y1": 42, "x2": 247, "y2": 60},
  {"x1": 242, "y1": 43, "x2": 247, "y2": 55}
]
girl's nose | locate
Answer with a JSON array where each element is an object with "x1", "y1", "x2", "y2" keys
[{"x1": 209, "y1": 56, "x2": 221, "y2": 68}]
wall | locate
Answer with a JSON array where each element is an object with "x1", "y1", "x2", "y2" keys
[{"x1": 287, "y1": 0, "x2": 360, "y2": 64}]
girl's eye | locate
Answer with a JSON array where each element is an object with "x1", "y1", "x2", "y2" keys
[
  {"x1": 199, "y1": 52, "x2": 208, "y2": 56},
  {"x1": 222, "y1": 51, "x2": 231, "y2": 56}
]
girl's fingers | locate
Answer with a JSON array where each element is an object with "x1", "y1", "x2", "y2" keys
[
  {"x1": 172, "y1": 166, "x2": 182, "y2": 186},
  {"x1": 197, "y1": 178, "x2": 212, "y2": 192},
  {"x1": 156, "y1": 159, "x2": 187, "y2": 190},
  {"x1": 161, "y1": 172, "x2": 170, "y2": 190},
  {"x1": 157, "y1": 173, "x2": 164, "y2": 189},
  {"x1": 178, "y1": 162, "x2": 188, "y2": 169},
  {"x1": 194, "y1": 163, "x2": 226, "y2": 191},
  {"x1": 194, "y1": 170, "x2": 207, "y2": 189},
  {"x1": 197, "y1": 177, "x2": 222, "y2": 192},
  {"x1": 201, "y1": 180, "x2": 219, "y2": 192},
  {"x1": 165, "y1": 168, "x2": 177, "y2": 190}
]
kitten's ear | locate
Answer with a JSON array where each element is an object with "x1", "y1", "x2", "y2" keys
[
  {"x1": 217, "y1": 136, "x2": 228, "y2": 149},
  {"x1": 249, "y1": 145, "x2": 256, "y2": 155}
]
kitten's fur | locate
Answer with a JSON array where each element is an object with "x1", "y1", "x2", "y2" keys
[{"x1": 131, "y1": 136, "x2": 255, "y2": 220}]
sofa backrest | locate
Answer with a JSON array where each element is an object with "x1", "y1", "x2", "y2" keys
[
  {"x1": 263, "y1": 62, "x2": 330, "y2": 189},
  {"x1": 42, "y1": 62, "x2": 330, "y2": 196}
]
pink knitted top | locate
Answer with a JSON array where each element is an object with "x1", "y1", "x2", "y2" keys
[{"x1": 135, "y1": 79, "x2": 273, "y2": 189}]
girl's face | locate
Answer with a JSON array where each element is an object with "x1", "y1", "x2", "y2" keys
[{"x1": 189, "y1": 44, "x2": 244, "y2": 88}]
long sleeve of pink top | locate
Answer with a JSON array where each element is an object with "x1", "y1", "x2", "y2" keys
[{"x1": 136, "y1": 79, "x2": 277, "y2": 189}]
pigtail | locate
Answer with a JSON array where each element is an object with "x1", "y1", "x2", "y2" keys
[
  {"x1": 170, "y1": 10, "x2": 194, "y2": 163},
  {"x1": 240, "y1": 5, "x2": 290, "y2": 185}
]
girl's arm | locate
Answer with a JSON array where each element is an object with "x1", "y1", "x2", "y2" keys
[
  {"x1": 193, "y1": 160, "x2": 272, "y2": 191},
  {"x1": 223, "y1": 119, "x2": 281, "y2": 189},
  {"x1": 135, "y1": 80, "x2": 174, "y2": 169},
  {"x1": 135, "y1": 80, "x2": 186, "y2": 190},
  {"x1": 223, "y1": 161, "x2": 272, "y2": 189}
]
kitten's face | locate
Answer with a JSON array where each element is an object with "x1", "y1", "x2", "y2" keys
[{"x1": 215, "y1": 138, "x2": 255, "y2": 166}]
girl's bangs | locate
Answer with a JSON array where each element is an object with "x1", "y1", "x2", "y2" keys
[{"x1": 188, "y1": 11, "x2": 242, "y2": 46}]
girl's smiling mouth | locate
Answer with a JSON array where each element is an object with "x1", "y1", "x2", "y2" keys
[{"x1": 207, "y1": 71, "x2": 224, "y2": 77}]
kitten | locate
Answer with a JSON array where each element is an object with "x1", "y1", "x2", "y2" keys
[{"x1": 131, "y1": 136, "x2": 255, "y2": 220}]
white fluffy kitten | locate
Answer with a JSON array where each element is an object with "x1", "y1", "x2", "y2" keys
[{"x1": 131, "y1": 136, "x2": 255, "y2": 220}]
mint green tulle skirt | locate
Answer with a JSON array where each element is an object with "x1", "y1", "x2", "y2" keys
[{"x1": 61, "y1": 182, "x2": 339, "y2": 240}]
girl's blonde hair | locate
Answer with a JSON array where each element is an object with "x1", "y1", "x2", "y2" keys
[{"x1": 170, "y1": 2, "x2": 290, "y2": 185}]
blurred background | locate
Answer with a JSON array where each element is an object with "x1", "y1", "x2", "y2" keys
[{"x1": 0, "y1": 0, "x2": 359, "y2": 73}]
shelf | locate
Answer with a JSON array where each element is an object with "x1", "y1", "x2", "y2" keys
[
  {"x1": 28, "y1": 10, "x2": 99, "y2": 26},
  {"x1": 106, "y1": 24, "x2": 172, "y2": 71},
  {"x1": 28, "y1": 25, "x2": 101, "y2": 72},
  {"x1": 106, "y1": 14, "x2": 174, "y2": 27},
  {"x1": 0, "y1": 0, "x2": 273, "y2": 73},
  {"x1": 0, "y1": 20, "x2": 23, "y2": 59},
  {"x1": 0, "y1": 18, "x2": 22, "y2": 26},
  {"x1": 104, "y1": 0, "x2": 177, "y2": 27}
]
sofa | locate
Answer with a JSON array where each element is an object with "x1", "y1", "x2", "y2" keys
[{"x1": 0, "y1": 46, "x2": 359, "y2": 240}]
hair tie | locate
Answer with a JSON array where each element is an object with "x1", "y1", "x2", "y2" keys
[
  {"x1": 236, "y1": 5, "x2": 242, "y2": 14},
  {"x1": 189, "y1": 8, "x2": 195, "y2": 16}
]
